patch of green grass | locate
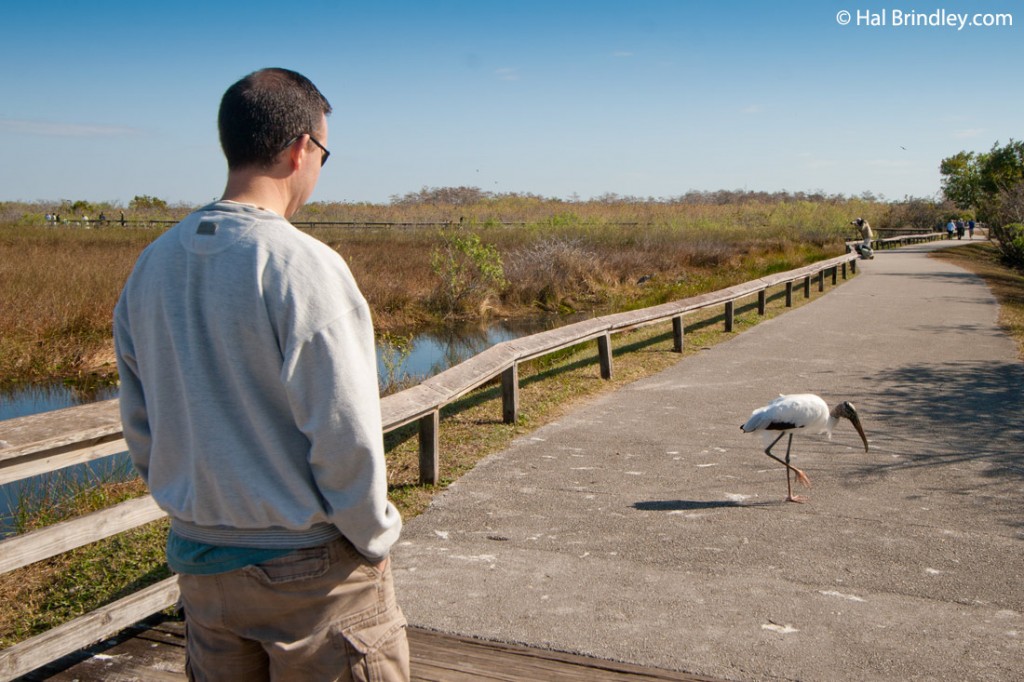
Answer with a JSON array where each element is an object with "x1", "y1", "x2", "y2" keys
[{"x1": 0, "y1": 520, "x2": 170, "y2": 648}]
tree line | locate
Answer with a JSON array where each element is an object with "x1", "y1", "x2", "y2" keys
[{"x1": 941, "y1": 139, "x2": 1024, "y2": 268}]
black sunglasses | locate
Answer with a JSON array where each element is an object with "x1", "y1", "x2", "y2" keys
[{"x1": 283, "y1": 134, "x2": 330, "y2": 167}]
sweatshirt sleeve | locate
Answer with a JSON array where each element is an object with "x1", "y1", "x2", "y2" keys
[
  {"x1": 281, "y1": 300, "x2": 402, "y2": 562},
  {"x1": 113, "y1": 293, "x2": 154, "y2": 484}
]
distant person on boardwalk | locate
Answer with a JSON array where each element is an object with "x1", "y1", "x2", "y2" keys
[
  {"x1": 946, "y1": 219, "x2": 956, "y2": 240},
  {"x1": 956, "y1": 219, "x2": 965, "y2": 240},
  {"x1": 851, "y1": 218, "x2": 873, "y2": 258},
  {"x1": 114, "y1": 68, "x2": 408, "y2": 681},
  {"x1": 968, "y1": 219, "x2": 976, "y2": 239}
]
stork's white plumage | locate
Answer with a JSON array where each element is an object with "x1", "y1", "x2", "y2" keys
[{"x1": 741, "y1": 394, "x2": 869, "y2": 503}]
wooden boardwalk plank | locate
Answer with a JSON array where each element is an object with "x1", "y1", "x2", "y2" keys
[{"x1": 19, "y1": 619, "x2": 723, "y2": 682}]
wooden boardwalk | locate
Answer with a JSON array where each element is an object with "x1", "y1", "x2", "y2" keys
[{"x1": 18, "y1": 616, "x2": 722, "y2": 681}]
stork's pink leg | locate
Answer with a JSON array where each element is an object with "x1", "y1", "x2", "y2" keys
[
  {"x1": 764, "y1": 433, "x2": 811, "y2": 503},
  {"x1": 784, "y1": 434, "x2": 811, "y2": 503}
]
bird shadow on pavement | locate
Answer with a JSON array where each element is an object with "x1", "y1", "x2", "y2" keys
[{"x1": 632, "y1": 499, "x2": 774, "y2": 511}]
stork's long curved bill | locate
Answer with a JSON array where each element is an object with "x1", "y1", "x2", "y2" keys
[{"x1": 851, "y1": 416, "x2": 869, "y2": 452}]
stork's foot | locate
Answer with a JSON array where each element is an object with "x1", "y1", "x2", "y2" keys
[
  {"x1": 786, "y1": 494, "x2": 809, "y2": 504},
  {"x1": 793, "y1": 467, "x2": 811, "y2": 488}
]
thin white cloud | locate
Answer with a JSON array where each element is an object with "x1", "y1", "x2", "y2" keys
[
  {"x1": 0, "y1": 118, "x2": 143, "y2": 138},
  {"x1": 611, "y1": 50, "x2": 634, "y2": 58},
  {"x1": 495, "y1": 67, "x2": 520, "y2": 81},
  {"x1": 953, "y1": 128, "x2": 985, "y2": 138},
  {"x1": 798, "y1": 153, "x2": 838, "y2": 170},
  {"x1": 867, "y1": 158, "x2": 913, "y2": 169}
]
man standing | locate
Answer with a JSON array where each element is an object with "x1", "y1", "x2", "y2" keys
[{"x1": 114, "y1": 68, "x2": 408, "y2": 681}]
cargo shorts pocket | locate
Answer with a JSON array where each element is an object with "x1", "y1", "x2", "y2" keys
[
  {"x1": 246, "y1": 546, "x2": 330, "y2": 584},
  {"x1": 334, "y1": 609, "x2": 409, "y2": 682}
]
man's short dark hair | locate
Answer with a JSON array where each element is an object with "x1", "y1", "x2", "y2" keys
[{"x1": 218, "y1": 68, "x2": 332, "y2": 170}]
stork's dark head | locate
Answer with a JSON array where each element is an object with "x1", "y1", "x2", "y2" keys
[{"x1": 831, "y1": 401, "x2": 868, "y2": 452}]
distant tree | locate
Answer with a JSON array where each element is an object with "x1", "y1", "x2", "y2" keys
[
  {"x1": 940, "y1": 140, "x2": 1024, "y2": 220},
  {"x1": 69, "y1": 199, "x2": 96, "y2": 216},
  {"x1": 129, "y1": 195, "x2": 168, "y2": 211},
  {"x1": 978, "y1": 139, "x2": 1024, "y2": 196},
  {"x1": 942, "y1": 139, "x2": 1024, "y2": 268},
  {"x1": 939, "y1": 151, "x2": 982, "y2": 209},
  {"x1": 881, "y1": 197, "x2": 949, "y2": 231},
  {"x1": 391, "y1": 186, "x2": 493, "y2": 207}
]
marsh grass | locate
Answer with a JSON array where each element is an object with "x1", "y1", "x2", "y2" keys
[
  {"x1": 1, "y1": 202, "x2": 855, "y2": 386},
  {"x1": 0, "y1": 225, "x2": 152, "y2": 387}
]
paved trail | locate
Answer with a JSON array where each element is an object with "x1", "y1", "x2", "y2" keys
[{"x1": 393, "y1": 241, "x2": 1024, "y2": 681}]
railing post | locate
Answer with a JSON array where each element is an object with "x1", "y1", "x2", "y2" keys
[
  {"x1": 831, "y1": 267, "x2": 838, "y2": 286},
  {"x1": 419, "y1": 411, "x2": 439, "y2": 485},
  {"x1": 803, "y1": 275, "x2": 811, "y2": 298},
  {"x1": 597, "y1": 333, "x2": 613, "y2": 380},
  {"x1": 501, "y1": 364, "x2": 519, "y2": 424},
  {"x1": 757, "y1": 289, "x2": 766, "y2": 315},
  {"x1": 672, "y1": 315, "x2": 684, "y2": 353},
  {"x1": 842, "y1": 262, "x2": 847, "y2": 280},
  {"x1": 785, "y1": 281, "x2": 793, "y2": 307},
  {"x1": 851, "y1": 258, "x2": 857, "y2": 274},
  {"x1": 817, "y1": 270, "x2": 825, "y2": 292},
  {"x1": 724, "y1": 301, "x2": 734, "y2": 332}
]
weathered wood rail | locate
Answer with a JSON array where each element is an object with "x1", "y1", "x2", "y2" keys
[{"x1": 0, "y1": 232, "x2": 943, "y2": 681}]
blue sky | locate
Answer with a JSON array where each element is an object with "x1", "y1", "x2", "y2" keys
[{"x1": 1, "y1": 1, "x2": 1020, "y2": 205}]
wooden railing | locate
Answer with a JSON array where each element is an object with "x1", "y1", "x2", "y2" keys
[
  {"x1": 0, "y1": 232, "x2": 944, "y2": 680},
  {"x1": 857, "y1": 231, "x2": 946, "y2": 249}
]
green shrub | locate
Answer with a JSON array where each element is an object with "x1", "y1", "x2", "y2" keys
[
  {"x1": 992, "y1": 223, "x2": 1024, "y2": 269},
  {"x1": 429, "y1": 230, "x2": 507, "y2": 318}
]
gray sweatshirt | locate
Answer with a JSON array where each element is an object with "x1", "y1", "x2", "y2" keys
[{"x1": 114, "y1": 201, "x2": 401, "y2": 561}]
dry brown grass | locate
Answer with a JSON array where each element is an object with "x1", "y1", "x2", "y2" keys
[
  {"x1": 0, "y1": 226, "x2": 151, "y2": 387},
  {"x1": 0, "y1": 196, "x2": 889, "y2": 389}
]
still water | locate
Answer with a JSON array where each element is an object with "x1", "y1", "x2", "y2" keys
[
  {"x1": 378, "y1": 316, "x2": 576, "y2": 386},
  {"x1": 0, "y1": 315, "x2": 578, "y2": 535}
]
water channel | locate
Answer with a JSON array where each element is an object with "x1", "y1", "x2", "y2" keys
[{"x1": 0, "y1": 314, "x2": 582, "y2": 535}]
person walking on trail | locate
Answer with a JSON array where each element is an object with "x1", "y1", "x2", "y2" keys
[
  {"x1": 114, "y1": 68, "x2": 408, "y2": 681},
  {"x1": 946, "y1": 219, "x2": 956, "y2": 240}
]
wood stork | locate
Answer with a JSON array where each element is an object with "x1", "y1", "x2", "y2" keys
[{"x1": 741, "y1": 394, "x2": 869, "y2": 503}]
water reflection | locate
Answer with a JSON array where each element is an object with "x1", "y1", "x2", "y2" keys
[
  {"x1": 379, "y1": 315, "x2": 580, "y2": 385},
  {"x1": 0, "y1": 382, "x2": 118, "y2": 422}
]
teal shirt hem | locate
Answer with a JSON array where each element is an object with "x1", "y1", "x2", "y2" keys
[{"x1": 166, "y1": 529, "x2": 292, "y2": 575}]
